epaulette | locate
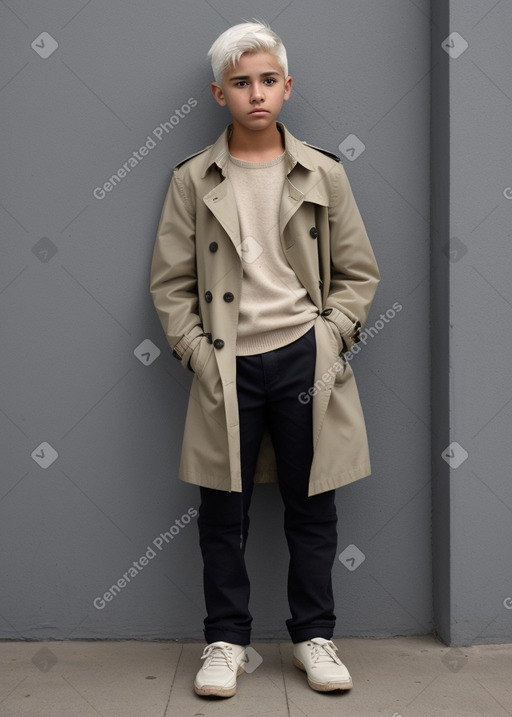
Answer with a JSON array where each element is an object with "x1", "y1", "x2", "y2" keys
[
  {"x1": 301, "y1": 141, "x2": 342, "y2": 163},
  {"x1": 174, "y1": 145, "x2": 212, "y2": 169}
]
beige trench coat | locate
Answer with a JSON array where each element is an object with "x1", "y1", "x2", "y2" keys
[{"x1": 150, "y1": 123, "x2": 380, "y2": 496}]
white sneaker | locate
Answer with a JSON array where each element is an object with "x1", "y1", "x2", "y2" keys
[
  {"x1": 293, "y1": 637, "x2": 353, "y2": 691},
  {"x1": 194, "y1": 641, "x2": 247, "y2": 697}
]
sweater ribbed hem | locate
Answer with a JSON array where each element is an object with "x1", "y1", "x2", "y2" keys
[{"x1": 235, "y1": 319, "x2": 316, "y2": 356}]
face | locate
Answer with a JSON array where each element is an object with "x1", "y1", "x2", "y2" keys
[{"x1": 211, "y1": 51, "x2": 293, "y2": 133}]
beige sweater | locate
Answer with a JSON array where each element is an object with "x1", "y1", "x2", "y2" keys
[{"x1": 228, "y1": 152, "x2": 318, "y2": 355}]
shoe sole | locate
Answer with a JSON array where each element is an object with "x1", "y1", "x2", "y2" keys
[
  {"x1": 194, "y1": 665, "x2": 244, "y2": 698},
  {"x1": 293, "y1": 656, "x2": 353, "y2": 692}
]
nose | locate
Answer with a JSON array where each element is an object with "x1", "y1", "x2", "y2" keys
[{"x1": 250, "y1": 82, "x2": 264, "y2": 102}]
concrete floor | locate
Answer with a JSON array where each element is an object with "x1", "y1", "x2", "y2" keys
[{"x1": 0, "y1": 635, "x2": 511, "y2": 716}]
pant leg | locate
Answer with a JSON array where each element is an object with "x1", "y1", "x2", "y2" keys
[
  {"x1": 197, "y1": 352, "x2": 267, "y2": 645},
  {"x1": 198, "y1": 485, "x2": 253, "y2": 645},
  {"x1": 263, "y1": 327, "x2": 338, "y2": 643}
]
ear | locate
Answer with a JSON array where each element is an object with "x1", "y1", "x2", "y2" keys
[
  {"x1": 211, "y1": 82, "x2": 227, "y2": 107},
  {"x1": 283, "y1": 75, "x2": 293, "y2": 101}
]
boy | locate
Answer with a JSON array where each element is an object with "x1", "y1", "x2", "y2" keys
[{"x1": 150, "y1": 21, "x2": 380, "y2": 697}]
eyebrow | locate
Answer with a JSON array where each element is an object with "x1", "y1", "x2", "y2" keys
[{"x1": 228, "y1": 71, "x2": 281, "y2": 81}]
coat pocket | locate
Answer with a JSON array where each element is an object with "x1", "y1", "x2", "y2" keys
[
  {"x1": 322, "y1": 315, "x2": 344, "y2": 356},
  {"x1": 189, "y1": 335, "x2": 214, "y2": 379},
  {"x1": 315, "y1": 315, "x2": 346, "y2": 389}
]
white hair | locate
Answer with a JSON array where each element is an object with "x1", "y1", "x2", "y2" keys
[{"x1": 208, "y1": 21, "x2": 288, "y2": 85}]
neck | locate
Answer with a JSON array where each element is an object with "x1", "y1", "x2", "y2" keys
[{"x1": 228, "y1": 122, "x2": 284, "y2": 161}]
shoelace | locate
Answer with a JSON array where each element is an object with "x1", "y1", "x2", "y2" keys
[
  {"x1": 200, "y1": 644, "x2": 235, "y2": 672},
  {"x1": 308, "y1": 640, "x2": 342, "y2": 665}
]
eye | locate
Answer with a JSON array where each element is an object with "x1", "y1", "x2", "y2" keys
[
  {"x1": 234, "y1": 81, "x2": 248, "y2": 87},
  {"x1": 264, "y1": 78, "x2": 277, "y2": 85}
]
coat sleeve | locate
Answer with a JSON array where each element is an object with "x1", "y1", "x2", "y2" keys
[
  {"x1": 323, "y1": 163, "x2": 380, "y2": 351},
  {"x1": 149, "y1": 169, "x2": 204, "y2": 369}
]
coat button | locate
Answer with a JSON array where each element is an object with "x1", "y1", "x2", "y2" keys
[
  {"x1": 205, "y1": 291, "x2": 212, "y2": 303},
  {"x1": 213, "y1": 338, "x2": 224, "y2": 349},
  {"x1": 223, "y1": 292, "x2": 234, "y2": 302},
  {"x1": 309, "y1": 227, "x2": 318, "y2": 239},
  {"x1": 209, "y1": 242, "x2": 218, "y2": 252}
]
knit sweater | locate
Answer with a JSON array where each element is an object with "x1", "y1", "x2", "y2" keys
[{"x1": 227, "y1": 152, "x2": 318, "y2": 356}]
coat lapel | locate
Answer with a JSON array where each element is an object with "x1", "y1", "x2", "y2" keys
[
  {"x1": 279, "y1": 177, "x2": 304, "y2": 246},
  {"x1": 203, "y1": 179, "x2": 241, "y2": 251}
]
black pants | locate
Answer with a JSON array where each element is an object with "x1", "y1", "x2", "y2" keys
[{"x1": 197, "y1": 327, "x2": 338, "y2": 645}]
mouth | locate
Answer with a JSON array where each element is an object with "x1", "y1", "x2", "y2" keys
[{"x1": 249, "y1": 109, "x2": 269, "y2": 114}]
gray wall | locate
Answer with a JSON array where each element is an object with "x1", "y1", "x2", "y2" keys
[
  {"x1": 0, "y1": 0, "x2": 507, "y2": 646},
  {"x1": 431, "y1": 0, "x2": 512, "y2": 645}
]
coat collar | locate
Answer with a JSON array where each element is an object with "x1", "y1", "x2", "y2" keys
[{"x1": 199, "y1": 122, "x2": 316, "y2": 178}]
